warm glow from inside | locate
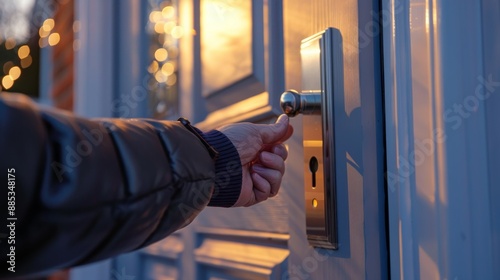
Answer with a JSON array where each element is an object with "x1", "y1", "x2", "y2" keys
[
  {"x1": 200, "y1": 0, "x2": 252, "y2": 95},
  {"x1": 303, "y1": 140, "x2": 323, "y2": 148},
  {"x1": 312, "y1": 198, "x2": 318, "y2": 208},
  {"x1": 300, "y1": 47, "x2": 321, "y2": 57},
  {"x1": 201, "y1": 92, "x2": 269, "y2": 125}
]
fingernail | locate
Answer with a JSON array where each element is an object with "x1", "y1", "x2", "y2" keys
[{"x1": 277, "y1": 114, "x2": 288, "y2": 125}]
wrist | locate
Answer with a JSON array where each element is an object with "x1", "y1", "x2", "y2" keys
[{"x1": 200, "y1": 129, "x2": 242, "y2": 207}]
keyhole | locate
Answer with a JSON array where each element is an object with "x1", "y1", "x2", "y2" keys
[{"x1": 309, "y1": 156, "x2": 319, "y2": 188}]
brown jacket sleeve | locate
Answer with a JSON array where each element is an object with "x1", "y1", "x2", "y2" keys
[{"x1": 0, "y1": 93, "x2": 216, "y2": 277}]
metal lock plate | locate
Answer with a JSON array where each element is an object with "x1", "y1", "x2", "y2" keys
[{"x1": 301, "y1": 28, "x2": 340, "y2": 249}]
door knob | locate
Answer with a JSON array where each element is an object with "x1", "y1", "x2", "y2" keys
[{"x1": 280, "y1": 90, "x2": 321, "y2": 117}]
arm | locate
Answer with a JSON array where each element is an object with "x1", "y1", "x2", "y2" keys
[
  {"x1": 0, "y1": 92, "x2": 291, "y2": 277},
  {"x1": 0, "y1": 93, "x2": 233, "y2": 276}
]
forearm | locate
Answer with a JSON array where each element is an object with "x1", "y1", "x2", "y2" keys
[{"x1": 0, "y1": 93, "x2": 219, "y2": 275}]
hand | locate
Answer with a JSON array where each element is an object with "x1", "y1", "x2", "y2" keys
[{"x1": 218, "y1": 115, "x2": 293, "y2": 207}]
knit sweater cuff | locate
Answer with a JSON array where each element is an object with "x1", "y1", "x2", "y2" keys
[{"x1": 201, "y1": 130, "x2": 242, "y2": 207}]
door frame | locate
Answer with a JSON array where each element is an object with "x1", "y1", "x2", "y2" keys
[{"x1": 382, "y1": 0, "x2": 500, "y2": 278}]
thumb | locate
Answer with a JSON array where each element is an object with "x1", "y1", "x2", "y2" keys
[{"x1": 258, "y1": 114, "x2": 289, "y2": 144}]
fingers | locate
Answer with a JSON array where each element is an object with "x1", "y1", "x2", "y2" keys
[
  {"x1": 229, "y1": 115, "x2": 292, "y2": 207},
  {"x1": 251, "y1": 172, "x2": 271, "y2": 203},
  {"x1": 258, "y1": 114, "x2": 290, "y2": 144},
  {"x1": 254, "y1": 143, "x2": 288, "y2": 195},
  {"x1": 271, "y1": 144, "x2": 288, "y2": 161},
  {"x1": 259, "y1": 150, "x2": 286, "y2": 172},
  {"x1": 280, "y1": 124, "x2": 294, "y2": 143},
  {"x1": 253, "y1": 164, "x2": 282, "y2": 197}
]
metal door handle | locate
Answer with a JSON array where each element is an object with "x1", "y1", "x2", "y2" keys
[
  {"x1": 281, "y1": 28, "x2": 340, "y2": 250},
  {"x1": 280, "y1": 90, "x2": 322, "y2": 117}
]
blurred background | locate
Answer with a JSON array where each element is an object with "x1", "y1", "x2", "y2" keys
[
  {"x1": 0, "y1": 0, "x2": 181, "y2": 119},
  {"x1": 0, "y1": 1, "x2": 184, "y2": 279}
]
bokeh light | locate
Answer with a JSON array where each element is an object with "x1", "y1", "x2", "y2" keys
[
  {"x1": 2, "y1": 76, "x2": 14, "y2": 90},
  {"x1": 161, "y1": 62, "x2": 175, "y2": 76},
  {"x1": 48, "y1": 33, "x2": 60, "y2": 46},
  {"x1": 18, "y1": 45, "x2": 30, "y2": 59},
  {"x1": 166, "y1": 74, "x2": 176, "y2": 86},
  {"x1": 0, "y1": 0, "x2": 44, "y2": 97},
  {"x1": 3, "y1": 62, "x2": 14, "y2": 75},
  {"x1": 148, "y1": 61, "x2": 159, "y2": 73},
  {"x1": 147, "y1": 0, "x2": 181, "y2": 118},
  {"x1": 149, "y1": 11, "x2": 162, "y2": 23},
  {"x1": 39, "y1": 27, "x2": 50, "y2": 38},
  {"x1": 154, "y1": 48, "x2": 168, "y2": 62},
  {"x1": 162, "y1": 6, "x2": 175, "y2": 18},
  {"x1": 163, "y1": 22, "x2": 176, "y2": 34},
  {"x1": 42, "y1": 18, "x2": 55, "y2": 32},
  {"x1": 5, "y1": 38, "x2": 16, "y2": 50},
  {"x1": 9, "y1": 66, "x2": 21, "y2": 80},
  {"x1": 20, "y1": 55, "x2": 32, "y2": 68},
  {"x1": 154, "y1": 71, "x2": 167, "y2": 83},
  {"x1": 171, "y1": 26, "x2": 184, "y2": 39}
]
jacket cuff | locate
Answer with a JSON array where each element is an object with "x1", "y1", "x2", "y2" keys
[{"x1": 201, "y1": 130, "x2": 242, "y2": 207}]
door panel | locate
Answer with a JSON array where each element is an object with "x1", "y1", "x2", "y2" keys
[
  {"x1": 284, "y1": 0, "x2": 387, "y2": 279},
  {"x1": 179, "y1": 0, "x2": 285, "y2": 125},
  {"x1": 194, "y1": 228, "x2": 289, "y2": 279},
  {"x1": 106, "y1": 0, "x2": 387, "y2": 279},
  {"x1": 383, "y1": 0, "x2": 500, "y2": 278}
]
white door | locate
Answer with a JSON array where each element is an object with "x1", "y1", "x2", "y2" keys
[
  {"x1": 72, "y1": 0, "x2": 389, "y2": 279},
  {"x1": 382, "y1": 0, "x2": 500, "y2": 278}
]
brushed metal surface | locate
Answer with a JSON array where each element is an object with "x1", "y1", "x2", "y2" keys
[
  {"x1": 284, "y1": 0, "x2": 387, "y2": 278},
  {"x1": 301, "y1": 28, "x2": 339, "y2": 249},
  {"x1": 280, "y1": 89, "x2": 322, "y2": 117}
]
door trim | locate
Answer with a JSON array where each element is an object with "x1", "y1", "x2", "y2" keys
[{"x1": 382, "y1": 0, "x2": 499, "y2": 278}]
